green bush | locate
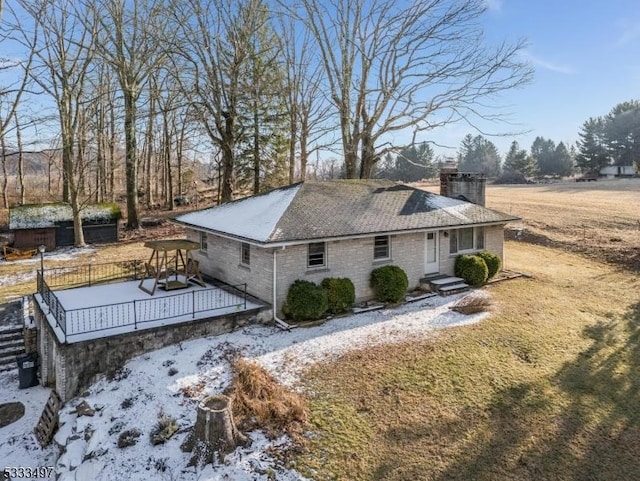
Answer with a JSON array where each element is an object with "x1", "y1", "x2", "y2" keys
[
  {"x1": 476, "y1": 251, "x2": 501, "y2": 279},
  {"x1": 370, "y1": 265, "x2": 408, "y2": 303},
  {"x1": 454, "y1": 254, "x2": 488, "y2": 287},
  {"x1": 321, "y1": 277, "x2": 355, "y2": 314},
  {"x1": 282, "y1": 280, "x2": 328, "y2": 321}
]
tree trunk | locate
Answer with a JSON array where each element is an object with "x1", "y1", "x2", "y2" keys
[
  {"x1": 1, "y1": 136, "x2": 8, "y2": 208},
  {"x1": 124, "y1": 90, "x2": 139, "y2": 229},
  {"x1": 15, "y1": 114, "x2": 25, "y2": 204},
  {"x1": 183, "y1": 395, "x2": 248, "y2": 466}
]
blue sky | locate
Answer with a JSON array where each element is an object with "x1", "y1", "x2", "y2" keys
[{"x1": 431, "y1": 0, "x2": 640, "y2": 157}]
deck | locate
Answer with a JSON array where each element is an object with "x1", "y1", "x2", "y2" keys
[{"x1": 35, "y1": 262, "x2": 263, "y2": 344}]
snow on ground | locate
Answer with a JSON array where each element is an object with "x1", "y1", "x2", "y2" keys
[
  {"x1": 0, "y1": 247, "x2": 96, "y2": 289},
  {"x1": 0, "y1": 293, "x2": 487, "y2": 481}
]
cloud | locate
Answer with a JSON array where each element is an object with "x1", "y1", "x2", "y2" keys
[
  {"x1": 519, "y1": 50, "x2": 574, "y2": 75},
  {"x1": 484, "y1": 0, "x2": 503, "y2": 12},
  {"x1": 615, "y1": 21, "x2": 640, "y2": 46}
]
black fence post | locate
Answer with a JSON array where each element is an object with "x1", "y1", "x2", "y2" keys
[
  {"x1": 244, "y1": 283, "x2": 247, "y2": 309},
  {"x1": 192, "y1": 290, "x2": 196, "y2": 319},
  {"x1": 134, "y1": 299, "x2": 138, "y2": 330}
]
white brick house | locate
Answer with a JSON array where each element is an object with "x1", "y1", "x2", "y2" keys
[{"x1": 174, "y1": 179, "x2": 518, "y2": 318}]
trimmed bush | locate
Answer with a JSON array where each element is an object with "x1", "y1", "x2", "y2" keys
[
  {"x1": 320, "y1": 277, "x2": 356, "y2": 315},
  {"x1": 370, "y1": 265, "x2": 409, "y2": 303},
  {"x1": 454, "y1": 254, "x2": 488, "y2": 287},
  {"x1": 476, "y1": 251, "x2": 502, "y2": 279},
  {"x1": 283, "y1": 280, "x2": 328, "y2": 321}
]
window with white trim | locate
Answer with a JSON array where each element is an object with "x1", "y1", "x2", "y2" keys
[
  {"x1": 373, "y1": 235, "x2": 390, "y2": 260},
  {"x1": 240, "y1": 242, "x2": 250, "y2": 266},
  {"x1": 308, "y1": 242, "x2": 326, "y2": 268},
  {"x1": 450, "y1": 226, "x2": 484, "y2": 254},
  {"x1": 199, "y1": 232, "x2": 208, "y2": 252}
]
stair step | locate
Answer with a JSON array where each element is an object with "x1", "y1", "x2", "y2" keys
[
  {"x1": 438, "y1": 283, "x2": 470, "y2": 294},
  {"x1": 0, "y1": 325, "x2": 23, "y2": 335},
  {"x1": 0, "y1": 339, "x2": 24, "y2": 350},
  {"x1": 0, "y1": 363, "x2": 16, "y2": 372},
  {"x1": 429, "y1": 276, "x2": 465, "y2": 286},
  {"x1": 0, "y1": 350, "x2": 25, "y2": 365},
  {"x1": 0, "y1": 332, "x2": 23, "y2": 342}
]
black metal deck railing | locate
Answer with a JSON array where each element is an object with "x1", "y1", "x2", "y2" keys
[
  {"x1": 42, "y1": 259, "x2": 146, "y2": 290},
  {"x1": 35, "y1": 261, "x2": 249, "y2": 342}
]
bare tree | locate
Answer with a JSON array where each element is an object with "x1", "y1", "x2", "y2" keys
[
  {"x1": 171, "y1": 0, "x2": 274, "y2": 202},
  {"x1": 87, "y1": 0, "x2": 170, "y2": 228},
  {"x1": 18, "y1": 0, "x2": 99, "y2": 246},
  {"x1": 296, "y1": 0, "x2": 532, "y2": 178},
  {"x1": 277, "y1": 18, "x2": 333, "y2": 183}
]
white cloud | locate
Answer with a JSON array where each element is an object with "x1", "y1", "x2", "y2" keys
[
  {"x1": 484, "y1": 0, "x2": 503, "y2": 12},
  {"x1": 519, "y1": 50, "x2": 575, "y2": 75}
]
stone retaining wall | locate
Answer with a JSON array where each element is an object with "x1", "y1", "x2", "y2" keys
[{"x1": 34, "y1": 301, "x2": 267, "y2": 401}]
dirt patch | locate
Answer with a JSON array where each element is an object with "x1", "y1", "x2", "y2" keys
[{"x1": 0, "y1": 402, "x2": 25, "y2": 428}]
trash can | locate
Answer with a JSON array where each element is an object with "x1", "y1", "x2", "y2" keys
[{"x1": 16, "y1": 352, "x2": 39, "y2": 389}]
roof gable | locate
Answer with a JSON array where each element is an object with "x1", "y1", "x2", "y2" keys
[
  {"x1": 175, "y1": 183, "x2": 302, "y2": 242},
  {"x1": 174, "y1": 180, "x2": 519, "y2": 244}
]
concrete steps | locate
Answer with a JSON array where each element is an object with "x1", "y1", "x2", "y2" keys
[
  {"x1": 0, "y1": 326, "x2": 24, "y2": 372},
  {"x1": 421, "y1": 274, "x2": 470, "y2": 296}
]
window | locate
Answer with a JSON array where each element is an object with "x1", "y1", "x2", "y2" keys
[
  {"x1": 199, "y1": 231, "x2": 207, "y2": 252},
  {"x1": 373, "y1": 236, "x2": 390, "y2": 260},
  {"x1": 450, "y1": 226, "x2": 484, "y2": 254},
  {"x1": 240, "y1": 242, "x2": 250, "y2": 266},
  {"x1": 308, "y1": 242, "x2": 326, "y2": 268}
]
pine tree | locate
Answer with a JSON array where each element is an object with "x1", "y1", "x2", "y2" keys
[
  {"x1": 576, "y1": 117, "x2": 610, "y2": 173},
  {"x1": 503, "y1": 140, "x2": 536, "y2": 177}
]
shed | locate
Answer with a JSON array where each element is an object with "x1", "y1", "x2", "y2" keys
[{"x1": 9, "y1": 203, "x2": 121, "y2": 250}]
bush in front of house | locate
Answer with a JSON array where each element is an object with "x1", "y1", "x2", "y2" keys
[
  {"x1": 320, "y1": 277, "x2": 355, "y2": 315},
  {"x1": 476, "y1": 251, "x2": 501, "y2": 279},
  {"x1": 282, "y1": 280, "x2": 328, "y2": 321},
  {"x1": 454, "y1": 254, "x2": 488, "y2": 287},
  {"x1": 370, "y1": 265, "x2": 408, "y2": 303}
]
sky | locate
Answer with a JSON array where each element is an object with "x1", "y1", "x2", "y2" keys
[{"x1": 427, "y1": 0, "x2": 640, "y2": 157}]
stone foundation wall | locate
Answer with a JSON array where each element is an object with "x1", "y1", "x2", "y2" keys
[{"x1": 34, "y1": 301, "x2": 266, "y2": 401}]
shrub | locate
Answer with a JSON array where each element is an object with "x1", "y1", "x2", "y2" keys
[
  {"x1": 454, "y1": 254, "x2": 488, "y2": 287},
  {"x1": 370, "y1": 265, "x2": 409, "y2": 303},
  {"x1": 282, "y1": 280, "x2": 328, "y2": 321},
  {"x1": 117, "y1": 428, "x2": 141, "y2": 448},
  {"x1": 476, "y1": 251, "x2": 502, "y2": 279},
  {"x1": 320, "y1": 277, "x2": 355, "y2": 314},
  {"x1": 150, "y1": 413, "x2": 178, "y2": 445}
]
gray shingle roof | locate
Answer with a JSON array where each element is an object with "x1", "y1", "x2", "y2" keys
[{"x1": 174, "y1": 180, "x2": 519, "y2": 244}]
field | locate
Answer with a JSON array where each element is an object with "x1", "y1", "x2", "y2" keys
[
  {"x1": 295, "y1": 241, "x2": 640, "y2": 480},
  {"x1": 289, "y1": 179, "x2": 640, "y2": 480},
  {"x1": 419, "y1": 177, "x2": 640, "y2": 270}
]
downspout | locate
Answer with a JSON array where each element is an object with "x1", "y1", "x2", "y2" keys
[{"x1": 273, "y1": 248, "x2": 293, "y2": 330}]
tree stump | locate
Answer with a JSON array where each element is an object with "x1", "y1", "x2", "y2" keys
[{"x1": 183, "y1": 394, "x2": 249, "y2": 466}]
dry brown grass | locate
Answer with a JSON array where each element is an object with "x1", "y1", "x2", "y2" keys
[
  {"x1": 228, "y1": 358, "x2": 309, "y2": 443},
  {"x1": 418, "y1": 178, "x2": 640, "y2": 270},
  {"x1": 295, "y1": 241, "x2": 640, "y2": 480},
  {"x1": 450, "y1": 290, "x2": 494, "y2": 314}
]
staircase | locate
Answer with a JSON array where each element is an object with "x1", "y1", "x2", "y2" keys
[
  {"x1": 0, "y1": 299, "x2": 26, "y2": 373},
  {"x1": 0, "y1": 326, "x2": 25, "y2": 372},
  {"x1": 421, "y1": 274, "x2": 470, "y2": 296}
]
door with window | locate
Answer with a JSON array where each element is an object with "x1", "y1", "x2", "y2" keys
[{"x1": 424, "y1": 231, "x2": 439, "y2": 274}]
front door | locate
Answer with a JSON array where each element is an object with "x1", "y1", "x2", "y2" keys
[{"x1": 425, "y1": 231, "x2": 439, "y2": 274}]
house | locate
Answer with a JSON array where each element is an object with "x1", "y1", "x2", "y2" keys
[
  {"x1": 174, "y1": 174, "x2": 519, "y2": 318},
  {"x1": 599, "y1": 165, "x2": 638, "y2": 177},
  {"x1": 9, "y1": 203, "x2": 121, "y2": 250}
]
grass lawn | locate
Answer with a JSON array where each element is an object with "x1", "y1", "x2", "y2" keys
[{"x1": 294, "y1": 241, "x2": 640, "y2": 480}]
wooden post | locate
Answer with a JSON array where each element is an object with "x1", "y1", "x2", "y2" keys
[{"x1": 182, "y1": 394, "x2": 248, "y2": 466}]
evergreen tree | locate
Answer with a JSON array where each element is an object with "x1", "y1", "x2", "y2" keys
[
  {"x1": 576, "y1": 117, "x2": 610, "y2": 173},
  {"x1": 530, "y1": 136, "x2": 557, "y2": 176},
  {"x1": 604, "y1": 100, "x2": 640, "y2": 166},
  {"x1": 554, "y1": 141, "x2": 574, "y2": 176},
  {"x1": 503, "y1": 140, "x2": 536, "y2": 176},
  {"x1": 457, "y1": 134, "x2": 501, "y2": 176}
]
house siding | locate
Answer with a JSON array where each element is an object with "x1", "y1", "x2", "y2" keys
[
  {"x1": 186, "y1": 230, "x2": 274, "y2": 304},
  {"x1": 186, "y1": 224, "x2": 505, "y2": 317}
]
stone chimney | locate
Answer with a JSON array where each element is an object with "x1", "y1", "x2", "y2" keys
[{"x1": 439, "y1": 163, "x2": 486, "y2": 206}]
